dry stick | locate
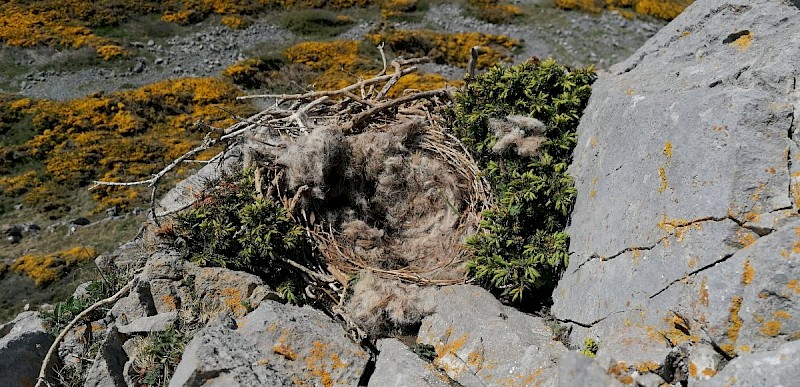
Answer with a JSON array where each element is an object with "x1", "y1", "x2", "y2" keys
[
  {"x1": 345, "y1": 89, "x2": 451, "y2": 132},
  {"x1": 35, "y1": 279, "x2": 136, "y2": 387},
  {"x1": 375, "y1": 60, "x2": 403, "y2": 101},
  {"x1": 237, "y1": 66, "x2": 418, "y2": 101},
  {"x1": 376, "y1": 42, "x2": 388, "y2": 77}
]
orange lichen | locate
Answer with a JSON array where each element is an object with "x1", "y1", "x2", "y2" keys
[
  {"x1": 636, "y1": 361, "x2": 660, "y2": 373},
  {"x1": 688, "y1": 257, "x2": 697, "y2": 269},
  {"x1": 735, "y1": 229, "x2": 757, "y2": 248},
  {"x1": 688, "y1": 362, "x2": 698, "y2": 377},
  {"x1": 304, "y1": 341, "x2": 351, "y2": 387},
  {"x1": 761, "y1": 320, "x2": 781, "y2": 337},
  {"x1": 220, "y1": 288, "x2": 247, "y2": 317},
  {"x1": 720, "y1": 296, "x2": 743, "y2": 357},
  {"x1": 731, "y1": 31, "x2": 752, "y2": 52},
  {"x1": 773, "y1": 310, "x2": 792, "y2": 319},
  {"x1": 160, "y1": 294, "x2": 179, "y2": 311},
  {"x1": 741, "y1": 259, "x2": 755, "y2": 285},
  {"x1": 273, "y1": 343, "x2": 299, "y2": 360},
  {"x1": 658, "y1": 166, "x2": 668, "y2": 192},
  {"x1": 663, "y1": 141, "x2": 672, "y2": 159},
  {"x1": 702, "y1": 368, "x2": 717, "y2": 377}
]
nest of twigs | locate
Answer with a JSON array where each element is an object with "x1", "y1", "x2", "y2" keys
[{"x1": 230, "y1": 55, "x2": 492, "y2": 289}]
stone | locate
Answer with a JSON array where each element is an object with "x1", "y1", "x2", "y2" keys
[
  {"x1": 417, "y1": 285, "x2": 567, "y2": 386},
  {"x1": 368, "y1": 339, "x2": 450, "y2": 387},
  {"x1": 698, "y1": 340, "x2": 800, "y2": 386},
  {"x1": 170, "y1": 324, "x2": 294, "y2": 387},
  {"x1": 70, "y1": 217, "x2": 91, "y2": 226},
  {"x1": 237, "y1": 300, "x2": 369, "y2": 386},
  {"x1": 1, "y1": 224, "x2": 22, "y2": 237},
  {"x1": 84, "y1": 327, "x2": 128, "y2": 387},
  {"x1": 157, "y1": 146, "x2": 243, "y2": 216},
  {"x1": 0, "y1": 312, "x2": 54, "y2": 387},
  {"x1": 95, "y1": 240, "x2": 149, "y2": 273},
  {"x1": 556, "y1": 351, "x2": 623, "y2": 387},
  {"x1": 188, "y1": 265, "x2": 272, "y2": 318},
  {"x1": 688, "y1": 343, "x2": 724, "y2": 382},
  {"x1": 117, "y1": 311, "x2": 178, "y2": 335},
  {"x1": 553, "y1": 0, "x2": 800, "y2": 369},
  {"x1": 110, "y1": 281, "x2": 157, "y2": 326}
]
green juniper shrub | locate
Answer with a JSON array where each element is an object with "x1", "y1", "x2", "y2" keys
[
  {"x1": 450, "y1": 58, "x2": 595, "y2": 304},
  {"x1": 170, "y1": 169, "x2": 309, "y2": 304}
]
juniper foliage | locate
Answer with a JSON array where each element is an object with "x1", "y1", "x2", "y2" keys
[{"x1": 450, "y1": 58, "x2": 595, "y2": 303}]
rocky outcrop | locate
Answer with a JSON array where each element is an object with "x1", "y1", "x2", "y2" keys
[
  {"x1": 554, "y1": 0, "x2": 800, "y2": 382},
  {"x1": 369, "y1": 338, "x2": 451, "y2": 387},
  {"x1": 417, "y1": 285, "x2": 568, "y2": 386},
  {"x1": 0, "y1": 312, "x2": 54, "y2": 387}
]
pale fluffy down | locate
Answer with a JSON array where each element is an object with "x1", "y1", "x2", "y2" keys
[
  {"x1": 489, "y1": 114, "x2": 548, "y2": 157},
  {"x1": 345, "y1": 272, "x2": 437, "y2": 336}
]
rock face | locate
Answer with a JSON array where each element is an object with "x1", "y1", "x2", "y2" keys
[
  {"x1": 417, "y1": 285, "x2": 567, "y2": 386},
  {"x1": 554, "y1": 0, "x2": 800, "y2": 380},
  {"x1": 368, "y1": 339, "x2": 450, "y2": 387},
  {"x1": 697, "y1": 339, "x2": 800, "y2": 386},
  {"x1": 0, "y1": 312, "x2": 53, "y2": 387}
]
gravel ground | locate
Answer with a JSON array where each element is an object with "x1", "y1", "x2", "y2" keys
[{"x1": 0, "y1": 1, "x2": 666, "y2": 101}]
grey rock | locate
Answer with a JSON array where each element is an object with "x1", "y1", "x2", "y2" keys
[
  {"x1": 698, "y1": 340, "x2": 800, "y2": 386},
  {"x1": 200, "y1": 365, "x2": 293, "y2": 387},
  {"x1": 110, "y1": 281, "x2": 157, "y2": 326},
  {"x1": 556, "y1": 351, "x2": 623, "y2": 387},
  {"x1": 84, "y1": 327, "x2": 128, "y2": 387},
  {"x1": 237, "y1": 300, "x2": 369, "y2": 386},
  {"x1": 95, "y1": 239, "x2": 148, "y2": 273},
  {"x1": 688, "y1": 343, "x2": 724, "y2": 382},
  {"x1": 0, "y1": 312, "x2": 53, "y2": 387},
  {"x1": 417, "y1": 285, "x2": 566, "y2": 387},
  {"x1": 633, "y1": 372, "x2": 667, "y2": 387},
  {"x1": 157, "y1": 147, "x2": 243, "y2": 216},
  {"x1": 553, "y1": 0, "x2": 800, "y2": 368},
  {"x1": 117, "y1": 311, "x2": 178, "y2": 335},
  {"x1": 368, "y1": 338, "x2": 450, "y2": 387},
  {"x1": 170, "y1": 326, "x2": 265, "y2": 387}
]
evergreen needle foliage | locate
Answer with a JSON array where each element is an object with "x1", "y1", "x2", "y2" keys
[
  {"x1": 170, "y1": 169, "x2": 309, "y2": 303},
  {"x1": 450, "y1": 58, "x2": 595, "y2": 303}
]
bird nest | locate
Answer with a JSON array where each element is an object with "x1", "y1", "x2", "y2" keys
[{"x1": 231, "y1": 56, "x2": 492, "y2": 287}]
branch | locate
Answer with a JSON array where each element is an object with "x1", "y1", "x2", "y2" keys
[
  {"x1": 35, "y1": 279, "x2": 136, "y2": 387},
  {"x1": 344, "y1": 89, "x2": 451, "y2": 133}
]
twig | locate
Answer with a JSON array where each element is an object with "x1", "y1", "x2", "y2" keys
[
  {"x1": 376, "y1": 42, "x2": 388, "y2": 77},
  {"x1": 35, "y1": 279, "x2": 136, "y2": 387},
  {"x1": 345, "y1": 89, "x2": 451, "y2": 132}
]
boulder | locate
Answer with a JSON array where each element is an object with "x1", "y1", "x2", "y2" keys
[
  {"x1": 237, "y1": 301, "x2": 370, "y2": 386},
  {"x1": 117, "y1": 311, "x2": 178, "y2": 335},
  {"x1": 697, "y1": 340, "x2": 800, "y2": 386},
  {"x1": 84, "y1": 327, "x2": 129, "y2": 387},
  {"x1": 169, "y1": 325, "x2": 291, "y2": 387},
  {"x1": 368, "y1": 338, "x2": 451, "y2": 387},
  {"x1": 417, "y1": 285, "x2": 567, "y2": 386},
  {"x1": 556, "y1": 351, "x2": 623, "y2": 387},
  {"x1": 553, "y1": 0, "x2": 800, "y2": 374},
  {"x1": 157, "y1": 146, "x2": 243, "y2": 216},
  {"x1": 0, "y1": 312, "x2": 54, "y2": 386}
]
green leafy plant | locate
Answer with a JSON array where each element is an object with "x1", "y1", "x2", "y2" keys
[
  {"x1": 170, "y1": 169, "x2": 310, "y2": 304},
  {"x1": 133, "y1": 323, "x2": 189, "y2": 386},
  {"x1": 450, "y1": 58, "x2": 595, "y2": 303},
  {"x1": 580, "y1": 337, "x2": 600, "y2": 358}
]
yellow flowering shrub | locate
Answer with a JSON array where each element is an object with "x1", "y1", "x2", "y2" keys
[
  {"x1": 0, "y1": 78, "x2": 254, "y2": 212},
  {"x1": 221, "y1": 15, "x2": 249, "y2": 29},
  {"x1": 384, "y1": 73, "x2": 461, "y2": 98},
  {"x1": 368, "y1": 29, "x2": 520, "y2": 69},
  {"x1": 11, "y1": 246, "x2": 97, "y2": 287},
  {"x1": 380, "y1": 0, "x2": 418, "y2": 19},
  {"x1": 284, "y1": 40, "x2": 378, "y2": 90},
  {"x1": 554, "y1": 0, "x2": 692, "y2": 20}
]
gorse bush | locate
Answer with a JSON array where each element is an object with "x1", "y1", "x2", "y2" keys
[
  {"x1": 169, "y1": 169, "x2": 309, "y2": 303},
  {"x1": 451, "y1": 58, "x2": 595, "y2": 303},
  {"x1": 554, "y1": 0, "x2": 692, "y2": 20}
]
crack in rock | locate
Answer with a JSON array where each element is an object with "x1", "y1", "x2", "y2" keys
[
  {"x1": 648, "y1": 252, "x2": 736, "y2": 299},
  {"x1": 557, "y1": 309, "x2": 631, "y2": 329},
  {"x1": 573, "y1": 215, "x2": 766, "y2": 274}
]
